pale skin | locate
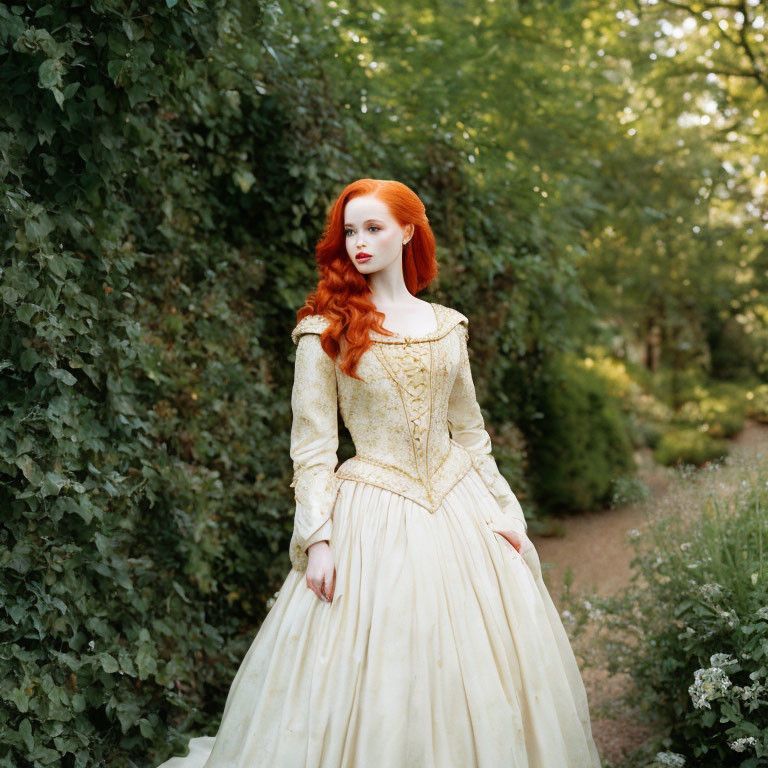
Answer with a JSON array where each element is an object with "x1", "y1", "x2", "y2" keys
[{"x1": 305, "y1": 194, "x2": 534, "y2": 603}]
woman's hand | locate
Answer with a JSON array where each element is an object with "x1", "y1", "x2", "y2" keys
[
  {"x1": 489, "y1": 525, "x2": 534, "y2": 555},
  {"x1": 306, "y1": 540, "x2": 335, "y2": 603},
  {"x1": 488, "y1": 524, "x2": 542, "y2": 581}
]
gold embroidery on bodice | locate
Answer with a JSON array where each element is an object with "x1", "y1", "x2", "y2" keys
[{"x1": 287, "y1": 302, "x2": 527, "y2": 571}]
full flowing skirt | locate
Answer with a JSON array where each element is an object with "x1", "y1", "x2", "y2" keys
[{"x1": 157, "y1": 468, "x2": 601, "y2": 768}]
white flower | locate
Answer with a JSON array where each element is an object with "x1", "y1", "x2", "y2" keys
[
  {"x1": 688, "y1": 666, "x2": 732, "y2": 709},
  {"x1": 560, "y1": 609, "x2": 575, "y2": 625},
  {"x1": 654, "y1": 751, "x2": 686, "y2": 767},
  {"x1": 728, "y1": 736, "x2": 757, "y2": 753},
  {"x1": 88, "y1": 640, "x2": 96, "y2": 651},
  {"x1": 733, "y1": 681, "x2": 763, "y2": 701},
  {"x1": 680, "y1": 542, "x2": 692, "y2": 551},
  {"x1": 756, "y1": 606, "x2": 768, "y2": 620},
  {"x1": 709, "y1": 652, "x2": 736, "y2": 668},
  {"x1": 717, "y1": 608, "x2": 738, "y2": 626},
  {"x1": 750, "y1": 572, "x2": 759, "y2": 585},
  {"x1": 698, "y1": 583, "x2": 724, "y2": 600}
]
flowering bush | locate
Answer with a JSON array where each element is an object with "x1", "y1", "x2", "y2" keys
[{"x1": 572, "y1": 454, "x2": 768, "y2": 766}]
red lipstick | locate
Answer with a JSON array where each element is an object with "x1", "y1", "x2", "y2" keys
[{"x1": 355, "y1": 253, "x2": 373, "y2": 262}]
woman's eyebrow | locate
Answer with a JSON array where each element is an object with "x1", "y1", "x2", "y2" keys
[{"x1": 344, "y1": 219, "x2": 384, "y2": 226}]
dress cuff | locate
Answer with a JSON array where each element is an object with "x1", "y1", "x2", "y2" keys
[
  {"x1": 289, "y1": 469, "x2": 339, "y2": 572},
  {"x1": 304, "y1": 518, "x2": 333, "y2": 550}
]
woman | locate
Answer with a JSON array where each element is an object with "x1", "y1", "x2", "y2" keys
[{"x1": 158, "y1": 178, "x2": 601, "y2": 767}]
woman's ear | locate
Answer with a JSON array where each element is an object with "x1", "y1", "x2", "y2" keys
[{"x1": 403, "y1": 223, "x2": 415, "y2": 245}]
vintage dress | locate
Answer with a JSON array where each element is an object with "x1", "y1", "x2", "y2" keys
[{"x1": 157, "y1": 302, "x2": 601, "y2": 768}]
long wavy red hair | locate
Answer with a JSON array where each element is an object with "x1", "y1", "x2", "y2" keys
[{"x1": 296, "y1": 178, "x2": 438, "y2": 380}]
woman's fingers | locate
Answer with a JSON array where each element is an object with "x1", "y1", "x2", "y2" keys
[
  {"x1": 489, "y1": 525, "x2": 529, "y2": 553},
  {"x1": 493, "y1": 528, "x2": 542, "y2": 580},
  {"x1": 306, "y1": 573, "x2": 331, "y2": 602},
  {"x1": 305, "y1": 543, "x2": 334, "y2": 602}
]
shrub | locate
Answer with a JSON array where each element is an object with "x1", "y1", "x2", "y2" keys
[
  {"x1": 635, "y1": 418, "x2": 666, "y2": 450},
  {"x1": 526, "y1": 351, "x2": 635, "y2": 513},
  {"x1": 585, "y1": 454, "x2": 768, "y2": 766},
  {"x1": 587, "y1": 351, "x2": 673, "y2": 451},
  {"x1": 672, "y1": 382, "x2": 746, "y2": 440},
  {"x1": 654, "y1": 428, "x2": 729, "y2": 467},
  {"x1": 609, "y1": 474, "x2": 652, "y2": 509},
  {"x1": 745, "y1": 384, "x2": 768, "y2": 424}
]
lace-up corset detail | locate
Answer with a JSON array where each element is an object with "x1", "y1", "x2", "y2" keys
[{"x1": 332, "y1": 305, "x2": 473, "y2": 512}]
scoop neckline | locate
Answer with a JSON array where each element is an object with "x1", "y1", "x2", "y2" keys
[{"x1": 371, "y1": 302, "x2": 441, "y2": 344}]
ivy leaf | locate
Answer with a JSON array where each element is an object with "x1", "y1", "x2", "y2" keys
[
  {"x1": 16, "y1": 303, "x2": 39, "y2": 324},
  {"x1": 135, "y1": 646, "x2": 157, "y2": 680},
  {"x1": 19, "y1": 718, "x2": 34, "y2": 752},
  {"x1": 9, "y1": 602, "x2": 27, "y2": 622},
  {"x1": 49, "y1": 367, "x2": 77, "y2": 386},
  {"x1": 17, "y1": 455, "x2": 44, "y2": 486},
  {"x1": 10, "y1": 686, "x2": 30, "y2": 712},
  {"x1": 107, "y1": 59, "x2": 123, "y2": 85},
  {"x1": 38, "y1": 58, "x2": 60, "y2": 89},
  {"x1": 233, "y1": 169, "x2": 256, "y2": 193},
  {"x1": 42, "y1": 472, "x2": 67, "y2": 497},
  {"x1": 98, "y1": 653, "x2": 119, "y2": 674}
]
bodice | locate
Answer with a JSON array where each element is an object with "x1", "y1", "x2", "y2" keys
[
  {"x1": 287, "y1": 302, "x2": 528, "y2": 571},
  {"x1": 327, "y1": 304, "x2": 472, "y2": 513}
]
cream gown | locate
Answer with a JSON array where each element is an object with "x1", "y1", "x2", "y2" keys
[{"x1": 157, "y1": 302, "x2": 601, "y2": 768}]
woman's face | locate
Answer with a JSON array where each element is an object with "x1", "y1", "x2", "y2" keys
[{"x1": 343, "y1": 194, "x2": 413, "y2": 276}]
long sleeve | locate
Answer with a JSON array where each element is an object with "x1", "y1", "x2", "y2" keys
[
  {"x1": 288, "y1": 323, "x2": 340, "y2": 572},
  {"x1": 447, "y1": 322, "x2": 528, "y2": 536}
]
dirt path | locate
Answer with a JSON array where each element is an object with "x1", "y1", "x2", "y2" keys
[{"x1": 529, "y1": 419, "x2": 768, "y2": 766}]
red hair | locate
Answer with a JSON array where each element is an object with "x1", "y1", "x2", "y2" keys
[{"x1": 296, "y1": 178, "x2": 438, "y2": 380}]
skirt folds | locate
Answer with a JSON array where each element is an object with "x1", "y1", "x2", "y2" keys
[{"x1": 157, "y1": 468, "x2": 600, "y2": 768}]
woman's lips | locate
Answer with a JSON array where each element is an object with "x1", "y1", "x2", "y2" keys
[{"x1": 355, "y1": 254, "x2": 373, "y2": 262}]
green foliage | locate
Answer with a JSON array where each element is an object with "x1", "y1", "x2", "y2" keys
[
  {"x1": 587, "y1": 459, "x2": 768, "y2": 765},
  {"x1": 524, "y1": 352, "x2": 635, "y2": 513},
  {"x1": 609, "y1": 474, "x2": 652, "y2": 509},
  {"x1": 707, "y1": 317, "x2": 766, "y2": 383},
  {"x1": 649, "y1": 371, "x2": 747, "y2": 440},
  {"x1": 0, "y1": 1, "x2": 356, "y2": 765},
  {"x1": 654, "y1": 429, "x2": 729, "y2": 468},
  {"x1": 745, "y1": 385, "x2": 768, "y2": 424},
  {"x1": 673, "y1": 383, "x2": 747, "y2": 441}
]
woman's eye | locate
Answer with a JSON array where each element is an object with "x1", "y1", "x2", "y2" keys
[{"x1": 369, "y1": 226, "x2": 379, "y2": 232}]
